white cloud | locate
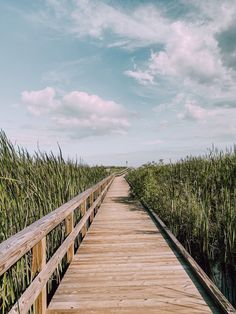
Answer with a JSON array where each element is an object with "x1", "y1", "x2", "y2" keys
[
  {"x1": 115, "y1": 1, "x2": 236, "y2": 115},
  {"x1": 152, "y1": 93, "x2": 187, "y2": 113},
  {"x1": 21, "y1": 87, "x2": 130, "y2": 138},
  {"x1": 62, "y1": 91, "x2": 124, "y2": 117},
  {"x1": 124, "y1": 70, "x2": 155, "y2": 85},
  {"x1": 25, "y1": 0, "x2": 170, "y2": 48},
  {"x1": 21, "y1": 87, "x2": 58, "y2": 116},
  {"x1": 149, "y1": 22, "x2": 228, "y2": 85},
  {"x1": 126, "y1": 19, "x2": 232, "y2": 90},
  {"x1": 178, "y1": 102, "x2": 236, "y2": 138},
  {"x1": 179, "y1": 103, "x2": 212, "y2": 121},
  {"x1": 69, "y1": 1, "x2": 170, "y2": 48}
]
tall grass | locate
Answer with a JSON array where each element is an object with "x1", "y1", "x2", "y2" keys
[
  {"x1": 0, "y1": 131, "x2": 109, "y2": 313},
  {"x1": 127, "y1": 148, "x2": 236, "y2": 305}
]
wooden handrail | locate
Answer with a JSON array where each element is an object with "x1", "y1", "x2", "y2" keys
[
  {"x1": 0, "y1": 173, "x2": 115, "y2": 314},
  {"x1": 0, "y1": 174, "x2": 113, "y2": 276}
]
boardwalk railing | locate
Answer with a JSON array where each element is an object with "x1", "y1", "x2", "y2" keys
[{"x1": 0, "y1": 173, "x2": 116, "y2": 314}]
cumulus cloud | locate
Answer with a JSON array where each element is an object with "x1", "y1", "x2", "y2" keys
[
  {"x1": 21, "y1": 87, "x2": 58, "y2": 116},
  {"x1": 21, "y1": 87, "x2": 130, "y2": 138},
  {"x1": 178, "y1": 103, "x2": 212, "y2": 121},
  {"x1": 150, "y1": 23, "x2": 228, "y2": 84},
  {"x1": 120, "y1": 1, "x2": 236, "y2": 119},
  {"x1": 169, "y1": 96, "x2": 236, "y2": 144},
  {"x1": 178, "y1": 101, "x2": 236, "y2": 135},
  {"x1": 62, "y1": 91, "x2": 124, "y2": 117},
  {"x1": 125, "y1": 19, "x2": 232, "y2": 89}
]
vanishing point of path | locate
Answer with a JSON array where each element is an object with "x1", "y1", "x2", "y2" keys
[{"x1": 48, "y1": 175, "x2": 217, "y2": 314}]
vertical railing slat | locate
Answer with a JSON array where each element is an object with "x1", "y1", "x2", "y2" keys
[
  {"x1": 65, "y1": 212, "x2": 74, "y2": 263},
  {"x1": 81, "y1": 200, "x2": 87, "y2": 237},
  {"x1": 32, "y1": 237, "x2": 47, "y2": 314},
  {"x1": 90, "y1": 192, "x2": 94, "y2": 223}
]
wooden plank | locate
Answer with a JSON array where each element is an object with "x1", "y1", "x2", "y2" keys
[
  {"x1": 0, "y1": 174, "x2": 114, "y2": 275},
  {"x1": 49, "y1": 297, "x2": 213, "y2": 312},
  {"x1": 47, "y1": 307, "x2": 211, "y2": 314},
  {"x1": 48, "y1": 176, "x2": 221, "y2": 314}
]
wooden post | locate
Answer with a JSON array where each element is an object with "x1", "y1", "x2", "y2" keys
[
  {"x1": 101, "y1": 183, "x2": 104, "y2": 202},
  {"x1": 65, "y1": 212, "x2": 74, "y2": 263},
  {"x1": 32, "y1": 237, "x2": 47, "y2": 314},
  {"x1": 90, "y1": 192, "x2": 94, "y2": 223},
  {"x1": 81, "y1": 200, "x2": 87, "y2": 237},
  {"x1": 101, "y1": 182, "x2": 106, "y2": 202},
  {"x1": 94, "y1": 190, "x2": 97, "y2": 214},
  {"x1": 95, "y1": 188, "x2": 99, "y2": 214}
]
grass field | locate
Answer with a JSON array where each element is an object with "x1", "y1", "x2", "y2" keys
[{"x1": 0, "y1": 131, "x2": 111, "y2": 313}]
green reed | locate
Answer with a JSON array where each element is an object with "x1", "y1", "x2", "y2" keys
[
  {"x1": 127, "y1": 148, "x2": 236, "y2": 265},
  {"x1": 0, "y1": 131, "x2": 109, "y2": 313}
]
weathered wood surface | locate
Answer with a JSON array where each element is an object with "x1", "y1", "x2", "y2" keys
[
  {"x1": 0, "y1": 175, "x2": 113, "y2": 276},
  {"x1": 65, "y1": 212, "x2": 74, "y2": 264},
  {"x1": 32, "y1": 237, "x2": 47, "y2": 314},
  {"x1": 48, "y1": 176, "x2": 216, "y2": 314}
]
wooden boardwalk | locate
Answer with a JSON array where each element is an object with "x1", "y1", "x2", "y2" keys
[{"x1": 48, "y1": 175, "x2": 217, "y2": 314}]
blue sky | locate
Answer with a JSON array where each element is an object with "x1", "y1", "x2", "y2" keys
[{"x1": 0, "y1": 0, "x2": 236, "y2": 166}]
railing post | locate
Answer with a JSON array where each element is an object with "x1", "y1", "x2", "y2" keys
[
  {"x1": 90, "y1": 192, "x2": 94, "y2": 222},
  {"x1": 94, "y1": 190, "x2": 97, "y2": 214},
  {"x1": 99, "y1": 185, "x2": 102, "y2": 205},
  {"x1": 81, "y1": 200, "x2": 87, "y2": 237},
  {"x1": 32, "y1": 237, "x2": 46, "y2": 314},
  {"x1": 95, "y1": 188, "x2": 99, "y2": 214},
  {"x1": 101, "y1": 182, "x2": 106, "y2": 202},
  {"x1": 65, "y1": 212, "x2": 74, "y2": 263}
]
